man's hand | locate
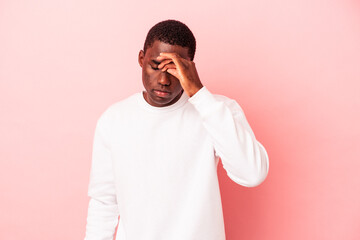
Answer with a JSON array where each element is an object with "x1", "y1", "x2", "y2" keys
[{"x1": 156, "y1": 53, "x2": 203, "y2": 97}]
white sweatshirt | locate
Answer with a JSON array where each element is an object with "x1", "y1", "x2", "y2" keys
[{"x1": 84, "y1": 86, "x2": 269, "y2": 240}]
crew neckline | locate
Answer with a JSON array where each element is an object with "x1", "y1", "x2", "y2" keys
[{"x1": 137, "y1": 90, "x2": 189, "y2": 113}]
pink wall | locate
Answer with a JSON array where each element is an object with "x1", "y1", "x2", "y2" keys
[{"x1": 1, "y1": 0, "x2": 359, "y2": 239}]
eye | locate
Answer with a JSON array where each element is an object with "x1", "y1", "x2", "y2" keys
[
  {"x1": 151, "y1": 66, "x2": 158, "y2": 70},
  {"x1": 150, "y1": 65, "x2": 159, "y2": 70}
]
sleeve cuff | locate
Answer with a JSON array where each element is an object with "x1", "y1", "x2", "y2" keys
[{"x1": 188, "y1": 86, "x2": 217, "y2": 104}]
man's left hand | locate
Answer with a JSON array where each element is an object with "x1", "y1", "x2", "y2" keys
[{"x1": 156, "y1": 53, "x2": 203, "y2": 97}]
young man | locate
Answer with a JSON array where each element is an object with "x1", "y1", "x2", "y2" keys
[{"x1": 84, "y1": 19, "x2": 269, "y2": 240}]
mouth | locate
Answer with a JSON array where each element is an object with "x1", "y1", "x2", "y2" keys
[{"x1": 153, "y1": 89, "x2": 171, "y2": 97}]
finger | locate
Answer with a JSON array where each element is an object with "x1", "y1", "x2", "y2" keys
[
  {"x1": 157, "y1": 52, "x2": 182, "y2": 66},
  {"x1": 166, "y1": 68, "x2": 180, "y2": 79},
  {"x1": 157, "y1": 59, "x2": 173, "y2": 69},
  {"x1": 156, "y1": 55, "x2": 172, "y2": 62},
  {"x1": 160, "y1": 63, "x2": 176, "y2": 72}
]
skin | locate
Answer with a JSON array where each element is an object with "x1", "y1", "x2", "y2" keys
[{"x1": 138, "y1": 40, "x2": 203, "y2": 107}]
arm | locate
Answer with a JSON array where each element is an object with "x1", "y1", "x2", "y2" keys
[
  {"x1": 188, "y1": 86, "x2": 269, "y2": 187},
  {"x1": 84, "y1": 111, "x2": 119, "y2": 240},
  {"x1": 155, "y1": 52, "x2": 269, "y2": 187}
]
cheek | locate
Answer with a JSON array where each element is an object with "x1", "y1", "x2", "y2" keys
[
  {"x1": 142, "y1": 69, "x2": 156, "y2": 83},
  {"x1": 172, "y1": 78, "x2": 181, "y2": 87}
]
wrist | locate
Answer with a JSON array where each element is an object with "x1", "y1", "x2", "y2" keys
[{"x1": 188, "y1": 83, "x2": 204, "y2": 97}]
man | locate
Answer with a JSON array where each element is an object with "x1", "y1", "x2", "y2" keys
[{"x1": 84, "y1": 19, "x2": 269, "y2": 240}]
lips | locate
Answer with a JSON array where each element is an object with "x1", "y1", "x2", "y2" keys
[{"x1": 154, "y1": 89, "x2": 171, "y2": 97}]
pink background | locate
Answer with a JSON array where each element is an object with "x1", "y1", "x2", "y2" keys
[{"x1": 1, "y1": 0, "x2": 359, "y2": 239}]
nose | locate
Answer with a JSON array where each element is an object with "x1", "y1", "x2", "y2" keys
[{"x1": 158, "y1": 71, "x2": 171, "y2": 86}]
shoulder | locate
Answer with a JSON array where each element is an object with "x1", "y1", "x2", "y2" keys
[
  {"x1": 213, "y1": 93, "x2": 232, "y2": 102},
  {"x1": 212, "y1": 93, "x2": 245, "y2": 114},
  {"x1": 97, "y1": 92, "x2": 140, "y2": 124}
]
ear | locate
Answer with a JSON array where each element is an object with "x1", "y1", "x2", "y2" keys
[{"x1": 138, "y1": 50, "x2": 145, "y2": 68}]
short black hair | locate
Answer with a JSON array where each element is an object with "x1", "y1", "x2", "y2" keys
[{"x1": 143, "y1": 19, "x2": 196, "y2": 61}]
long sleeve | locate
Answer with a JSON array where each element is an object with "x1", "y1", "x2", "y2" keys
[
  {"x1": 84, "y1": 111, "x2": 119, "y2": 240},
  {"x1": 188, "y1": 86, "x2": 269, "y2": 187}
]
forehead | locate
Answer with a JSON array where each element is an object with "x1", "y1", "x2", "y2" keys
[{"x1": 145, "y1": 40, "x2": 191, "y2": 60}]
